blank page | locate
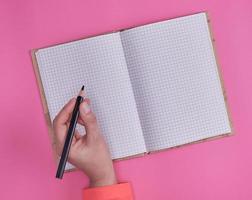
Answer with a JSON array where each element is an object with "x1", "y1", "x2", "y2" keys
[
  {"x1": 120, "y1": 13, "x2": 231, "y2": 151},
  {"x1": 35, "y1": 32, "x2": 146, "y2": 170}
]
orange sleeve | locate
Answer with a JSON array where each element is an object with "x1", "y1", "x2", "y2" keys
[{"x1": 83, "y1": 183, "x2": 133, "y2": 200}]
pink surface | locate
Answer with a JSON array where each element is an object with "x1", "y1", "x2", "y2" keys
[{"x1": 0, "y1": 0, "x2": 252, "y2": 199}]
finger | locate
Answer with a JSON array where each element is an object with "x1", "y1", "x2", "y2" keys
[
  {"x1": 77, "y1": 98, "x2": 91, "y2": 125},
  {"x1": 53, "y1": 98, "x2": 76, "y2": 144},
  {"x1": 53, "y1": 98, "x2": 76, "y2": 127},
  {"x1": 79, "y1": 100, "x2": 100, "y2": 137},
  {"x1": 77, "y1": 118, "x2": 85, "y2": 126},
  {"x1": 74, "y1": 130, "x2": 82, "y2": 140},
  {"x1": 84, "y1": 98, "x2": 91, "y2": 105}
]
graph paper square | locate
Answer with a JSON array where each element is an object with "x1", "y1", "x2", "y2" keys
[
  {"x1": 120, "y1": 13, "x2": 231, "y2": 151},
  {"x1": 35, "y1": 32, "x2": 146, "y2": 170}
]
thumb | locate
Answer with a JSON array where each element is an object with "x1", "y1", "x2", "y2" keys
[{"x1": 79, "y1": 100, "x2": 99, "y2": 137}]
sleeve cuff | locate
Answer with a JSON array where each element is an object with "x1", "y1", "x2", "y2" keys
[{"x1": 83, "y1": 182, "x2": 133, "y2": 200}]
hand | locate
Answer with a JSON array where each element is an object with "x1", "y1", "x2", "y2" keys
[{"x1": 52, "y1": 97, "x2": 117, "y2": 187}]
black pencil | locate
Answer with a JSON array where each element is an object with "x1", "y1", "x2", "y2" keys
[{"x1": 56, "y1": 85, "x2": 85, "y2": 179}]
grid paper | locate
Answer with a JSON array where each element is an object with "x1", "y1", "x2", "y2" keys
[
  {"x1": 120, "y1": 13, "x2": 231, "y2": 151},
  {"x1": 35, "y1": 32, "x2": 146, "y2": 170}
]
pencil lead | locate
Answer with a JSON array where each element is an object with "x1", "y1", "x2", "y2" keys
[{"x1": 81, "y1": 85, "x2": 85, "y2": 91}]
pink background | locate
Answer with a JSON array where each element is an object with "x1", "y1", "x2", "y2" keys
[{"x1": 0, "y1": 0, "x2": 252, "y2": 199}]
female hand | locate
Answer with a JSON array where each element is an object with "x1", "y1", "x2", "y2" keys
[{"x1": 52, "y1": 97, "x2": 117, "y2": 187}]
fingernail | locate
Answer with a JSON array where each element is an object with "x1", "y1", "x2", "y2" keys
[{"x1": 81, "y1": 102, "x2": 91, "y2": 114}]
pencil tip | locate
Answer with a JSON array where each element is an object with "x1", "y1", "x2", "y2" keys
[{"x1": 81, "y1": 85, "x2": 85, "y2": 91}]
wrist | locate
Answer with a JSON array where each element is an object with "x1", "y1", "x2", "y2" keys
[{"x1": 89, "y1": 170, "x2": 117, "y2": 187}]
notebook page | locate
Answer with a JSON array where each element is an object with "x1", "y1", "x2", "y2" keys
[
  {"x1": 35, "y1": 32, "x2": 146, "y2": 170},
  {"x1": 120, "y1": 13, "x2": 231, "y2": 152}
]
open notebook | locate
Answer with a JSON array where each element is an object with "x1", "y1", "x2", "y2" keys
[{"x1": 32, "y1": 12, "x2": 232, "y2": 171}]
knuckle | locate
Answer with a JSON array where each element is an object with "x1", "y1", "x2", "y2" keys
[{"x1": 87, "y1": 113, "x2": 97, "y2": 124}]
